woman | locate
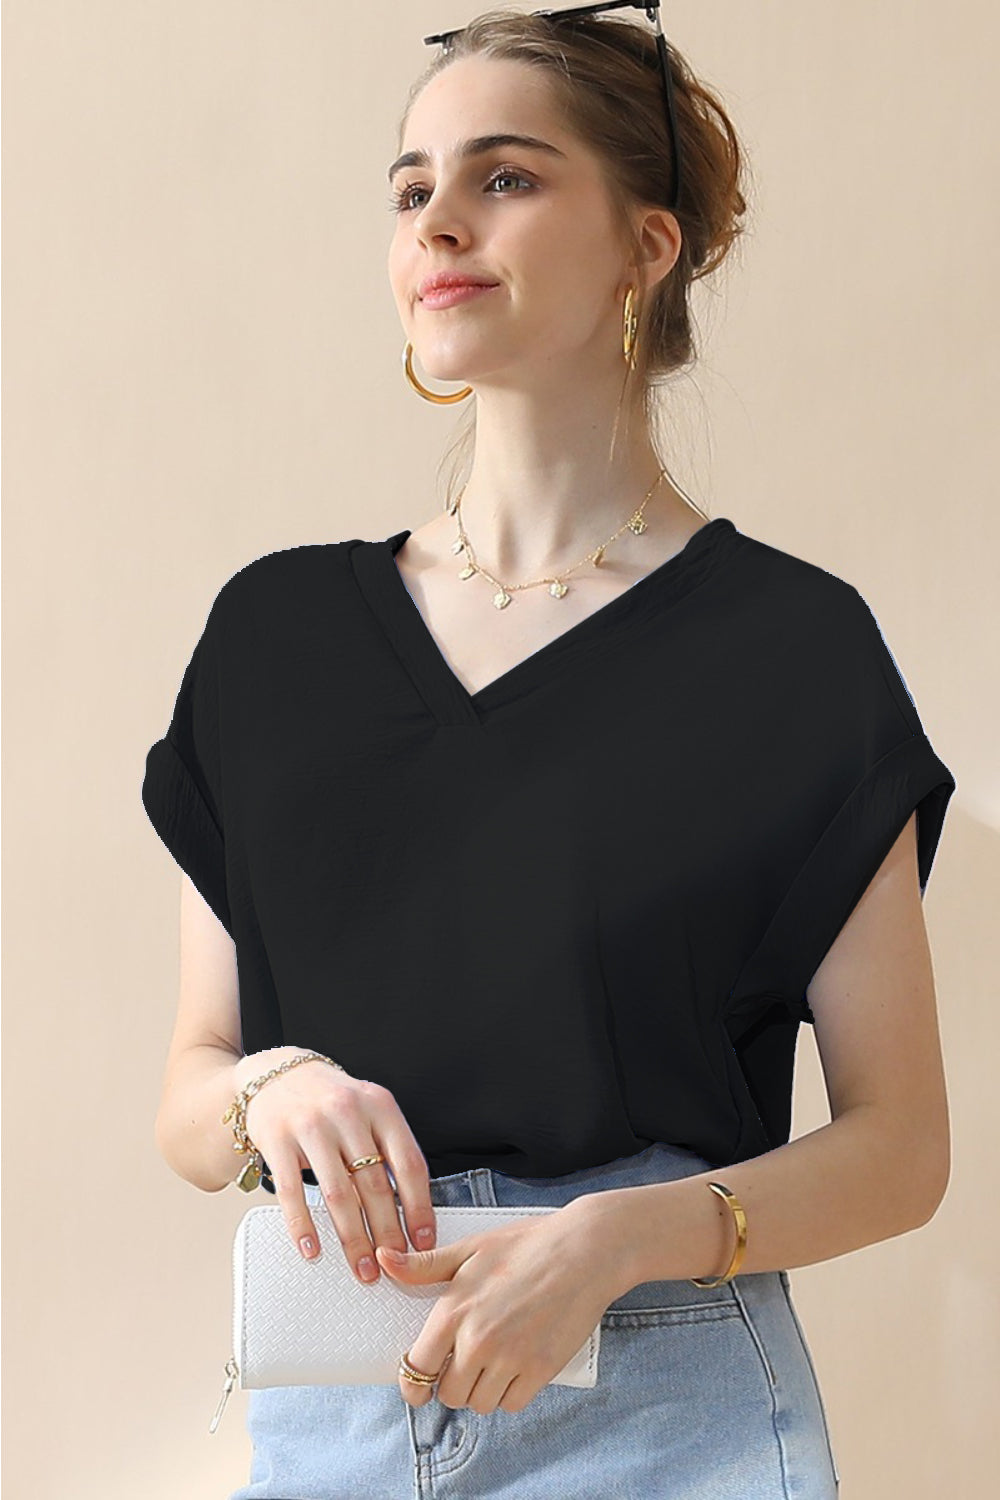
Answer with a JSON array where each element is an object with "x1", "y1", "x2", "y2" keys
[{"x1": 143, "y1": 7, "x2": 956, "y2": 1497}]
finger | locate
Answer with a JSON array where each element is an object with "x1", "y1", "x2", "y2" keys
[
  {"x1": 466, "y1": 1364, "x2": 521, "y2": 1416},
  {"x1": 370, "y1": 1108, "x2": 438, "y2": 1252},
  {"x1": 399, "y1": 1368, "x2": 436, "y2": 1408},
  {"x1": 401, "y1": 1341, "x2": 454, "y2": 1409},
  {"x1": 305, "y1": 1143, "x2": 391, "y2": 1283},
  {"x1": 495, "y1": 1372, "x2": 529, "y2": 1414},
  {"x1": 432, "y1": 1347, "x2": 481, "y2": 1412},
  {"x1": 340, "y1": 1145, "x2": 411, "y2": 1272},
  {"x1": 402, "y1": 1311, "x2": 459, "y2": 1406},
  {"x1": 267, "y1": 1149, "x2": 322, "y2": 1262}
]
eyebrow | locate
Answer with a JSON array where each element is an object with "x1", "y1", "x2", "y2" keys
[{"x1": 387, "y1": 133, "x2": 568, "y2": 184}]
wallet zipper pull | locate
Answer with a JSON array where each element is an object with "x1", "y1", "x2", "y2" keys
[{"x1": 209, "y1": 1356, "x2": 239, "y2": 1435}]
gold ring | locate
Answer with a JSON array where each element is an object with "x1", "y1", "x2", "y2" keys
[
  {"x1": 398, "y1": 1349, "x2": 441, "y2": 1385},
  {"x1": 347, "y1": 1153, "x2": 386, "y2": 1173}
]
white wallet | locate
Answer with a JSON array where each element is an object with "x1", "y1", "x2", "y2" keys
[{"x1": 209, "y1": 1198, "x2": 602, "y2": 1433}]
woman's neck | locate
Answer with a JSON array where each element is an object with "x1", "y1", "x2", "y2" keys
[{"x1": 455, "y1": 452, "x2": 701, "y2": 578}]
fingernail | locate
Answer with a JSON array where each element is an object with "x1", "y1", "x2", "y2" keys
[
  {"x1": 299, "y1": 1236, "x2": 317, "y2": 1258},
  {"x1": 416, "y1": 1227, "x2": 434, "y2": 1246},
  {"x1": 358, "y1": 1256, "x2": 378, "y2": 1281}
]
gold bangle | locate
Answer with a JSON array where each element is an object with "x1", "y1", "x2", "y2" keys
[{"x1": 690, "y1": 1181, "x2": 747, "y2": 1287}]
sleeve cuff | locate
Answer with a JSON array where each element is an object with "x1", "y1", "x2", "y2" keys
[
  {"x1": 727, "y1": 732, "x2": 955, "y2": 1027},
  {"x1": 141, "y1": 735, "x2": 233, "y2": 937}
]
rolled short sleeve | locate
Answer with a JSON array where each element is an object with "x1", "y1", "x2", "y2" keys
[
  {"x1": 729, "y1": 586, "x2": 956, "y2": 1026},
  {"x1": 141, "y1": 594, "x2": 233, "y2": 936}
]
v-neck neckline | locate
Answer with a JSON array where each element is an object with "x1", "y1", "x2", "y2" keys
[{"x1": 350, "y1": 515, "x2": 742, "y2": 727}]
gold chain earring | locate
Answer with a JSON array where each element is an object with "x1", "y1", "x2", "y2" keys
[
  {"x1": 622, "y1": 284, "x2": 639, "y2": 370},
  {"x1": 402, "y1": 342, "x2": 474, "y2": 404}
]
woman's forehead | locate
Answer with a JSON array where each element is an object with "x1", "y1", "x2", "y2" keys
[{"x1": 406, "y1": 54, "x2": 563, "y2": 138}]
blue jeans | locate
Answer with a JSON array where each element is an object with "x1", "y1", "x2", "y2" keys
[{"x1": 228, "y1": 1141, "x2": 840, "y2": 1498}]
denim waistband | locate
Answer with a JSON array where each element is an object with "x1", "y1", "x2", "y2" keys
[{"x1": 425, "y1": 1140, "x2": 720, "y2": 1209}]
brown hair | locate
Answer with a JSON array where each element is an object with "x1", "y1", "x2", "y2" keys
[{"x1": 394, "y1": 5, "x2": 753, "y2": 498}]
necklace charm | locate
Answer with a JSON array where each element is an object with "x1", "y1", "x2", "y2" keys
[{"x1": 449, "y1": 468, "x2": 668, "y2": 611}]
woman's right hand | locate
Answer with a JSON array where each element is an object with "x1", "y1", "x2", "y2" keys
[{"x1": 233, "y1": 1048, "x2": 438, "y2": 1284}]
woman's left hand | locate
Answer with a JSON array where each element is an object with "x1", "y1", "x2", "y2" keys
[{"x1": 375, "y1": 1199, "x2": 627, "y2": 1414}]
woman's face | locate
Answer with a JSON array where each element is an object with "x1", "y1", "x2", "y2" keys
[{"x1": 387, "y1": 55, "x2": 640, "y2": 392}]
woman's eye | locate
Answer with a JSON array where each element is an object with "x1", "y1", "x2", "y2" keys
[{"x1": 388, "y1": 169, "x2": 534, "y2": 215}]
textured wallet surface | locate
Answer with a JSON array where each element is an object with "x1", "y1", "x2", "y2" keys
[{"x1": 233, "y1": 1200, "x2": 601, "y2": 1389}]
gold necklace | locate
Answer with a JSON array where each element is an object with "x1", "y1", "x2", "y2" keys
[{"x1": 446, "y1": 469, "x2": 668, "y2": 611}]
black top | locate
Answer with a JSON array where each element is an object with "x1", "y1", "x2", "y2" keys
[{"x1": 141, "y1": 517, "x2": 956, "y2": 1188}]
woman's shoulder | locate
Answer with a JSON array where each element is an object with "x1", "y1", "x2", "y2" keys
[
  {"x1": 732, "y1": 525, "x2": 863, "y2": 608},
  {"x1": 730, "y1": 526, "x2": 931, "y2": 740},
  {"x1": 205, "y1": 536, "x2": 371, "y2": 628},
  {"x1": 727, "y1": 524, "x2": 885, "y2": 657}
]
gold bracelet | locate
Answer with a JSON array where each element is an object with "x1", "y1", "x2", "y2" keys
[
  {"x1": 689, "y1": 1181, "x2": 747, "y2": 1287},
  {"x1": 221, "y1": 1050, "x2": 345, "y2": 1192}
]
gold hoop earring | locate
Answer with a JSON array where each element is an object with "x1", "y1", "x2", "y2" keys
[
  {"x1": 622, "y1": 285, "x2": 639, "y2": 370},
  {"x1": 402, "y1": 342, "x2": 474, "y2": 404}
]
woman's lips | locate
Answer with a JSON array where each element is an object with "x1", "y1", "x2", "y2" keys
[{"x1": 420, "y1": 283, "x2": 501, "y2": 309}]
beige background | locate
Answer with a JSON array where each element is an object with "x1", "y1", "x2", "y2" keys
[{"x1": 4, "y1": 2, "x2": 997, "y2": 1496}]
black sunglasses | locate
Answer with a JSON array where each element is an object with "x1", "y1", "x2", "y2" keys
[{"x1": 423, "y1": 1, "x2": 681, "y2": 211}]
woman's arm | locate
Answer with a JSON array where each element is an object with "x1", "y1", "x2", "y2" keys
[
  {"x1": 152, "y1": 873, "x2": 249, "y2": 1191},
  {"x1": 568, "y1": 812, "x2": 952, "y2": 1287},
  {"x1": 153, "y1": 874, "x2": 306, "y2": 1192}
]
